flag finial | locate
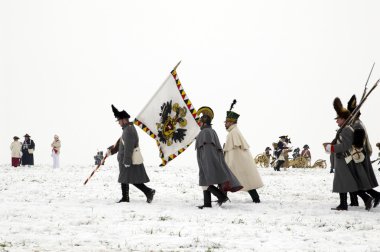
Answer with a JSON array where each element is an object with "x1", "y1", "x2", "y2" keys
[{"x1": 173, "y1": 61, "x2": 181, "y2": 71}]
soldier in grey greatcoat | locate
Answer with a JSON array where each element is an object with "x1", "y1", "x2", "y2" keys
[
  {"x1": 323, "y1": 97, "x2": 373, "y2": 211},
  {"x1": 346, "y1": 95, "x2": 380, "y2": 208},
  {"x1": 107, "y1": 105, "x2": 155, "y2": 204},
  {"x1": 195, "y1": 106, "x2": 243, "y2": 209}
]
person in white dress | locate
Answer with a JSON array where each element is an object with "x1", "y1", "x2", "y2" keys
[{"x1": 51, "y1": 135, "x2": 61, "y2": 168}]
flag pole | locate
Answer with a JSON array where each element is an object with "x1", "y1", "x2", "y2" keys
[{"x1": 172, "y1": 61, "x2": 181, "y2": 72}]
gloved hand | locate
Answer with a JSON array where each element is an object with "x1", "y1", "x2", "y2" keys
[
  {"x1": 323, "y1": 143, "x2": 332, "y2": 153},
  {"x1": 124, "y1": 164, "x2": 130, "y2": 168}
]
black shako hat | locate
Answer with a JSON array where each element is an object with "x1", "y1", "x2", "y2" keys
[{"x1": 111, "y1": 104, "x2": 130, "y2": 120}]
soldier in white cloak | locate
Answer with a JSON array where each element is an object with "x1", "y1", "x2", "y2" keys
[
  {"x1": 223, "y1": 100, "x2": 264, "y2": 203},
  {"x1": 195, "y1": 106, "x2": 243, "y2": 209}
]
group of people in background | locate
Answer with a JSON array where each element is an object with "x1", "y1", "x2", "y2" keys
[{"x1": 9, "y1": 134, "x2": 61, "y2": 168}]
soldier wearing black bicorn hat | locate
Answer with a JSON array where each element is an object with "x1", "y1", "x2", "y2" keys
[{"x1": 107, "y1": 105, "x2": 155, "y2": 204}]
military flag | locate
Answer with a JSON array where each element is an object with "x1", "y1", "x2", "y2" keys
[{"x1": 134, "y1": 63, "x2": 200, "y2": 166}]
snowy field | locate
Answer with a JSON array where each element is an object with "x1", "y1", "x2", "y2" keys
[{"x1": 1, "y1": 164, "x2": 380, "y2": 252}]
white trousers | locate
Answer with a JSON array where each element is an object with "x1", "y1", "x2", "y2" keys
[{"x1": 52, "y1": 152, "x2": 60, "y2": 168}]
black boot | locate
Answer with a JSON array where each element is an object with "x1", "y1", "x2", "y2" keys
[
  {"x1": 366, "y1": 189, "x2": 380, "y2": 208},
  {"x1": 248, "y1": 189, "x2": 260, "y2": 203},
  {"x1": 198, "y1": 190, "x2": 212, "y2": 209},
  {"x1": 349, "y1": 192, "x2": 359, "y2": 206},
  {"x1": 218, "y1": 184, "x2": 228, "y2": 197},
  {"x1": 146, "y1": 189, "x2": 156, "y2": 203},
  {"x1": 357, "y1": 191, "x2": 373, "y2": 211},
  {"x1": 134, "y1": 184, "x2": 155, "y2": 203},
  {"x1": 274, "y1": 160, "x2": 284, "y2": 171},
  {"x1": 331, "y1": 193, "x2": 348, "y2": 210},
  {"x1": 207, "y1": 185, "x2": 229, "y2": 206},
  {"x1": 118, "y1": 183, "x2": 129, "y2": 203}
]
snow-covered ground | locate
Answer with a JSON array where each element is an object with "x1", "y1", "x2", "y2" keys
[{"x1": 1, "y1": 164, "x2": 380, "y2": 252}]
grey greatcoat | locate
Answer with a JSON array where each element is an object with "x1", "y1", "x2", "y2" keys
[
  {"x1": 351, "y1": 119, "x2": 378, "y2": 188},
  {"x1": 332, "y1": 126, "x2": 371, "y2": 193},
  {"x1": 195, "y1": 125, "x2": 242, "y2": 192},
  {"x1": 115, "y1": 122, "x2": 150, "y2": 184}
]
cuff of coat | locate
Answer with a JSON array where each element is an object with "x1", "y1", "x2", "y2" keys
[{"x1": 325, "y1": 144, "x2": 334, "y2": 153}]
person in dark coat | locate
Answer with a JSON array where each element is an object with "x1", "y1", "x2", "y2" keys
[
  {"x1": 107, "y1": 105, "x2": 155, "y2": 204},
  {"x1": 195, "y1": 106, "x2": 243, "y2": 209},
  {"x1": 300, "y1": 145, "x2": 311, "y2": 166},
  {"x1": 273, "y1": 136, "x2": 290, "y2": 171},
  {"x1": 265, "y1": 147, "x2": 272, "y2": 160},
  {"x1": 346, "y1": 95, "x2": 380, "y2": 208},
  {"x1": 21, "y1": 134, "x2": 35, "y2": 166},
  {"x1": 323, "y1": 97, "x2": 373, "y2": 211}
]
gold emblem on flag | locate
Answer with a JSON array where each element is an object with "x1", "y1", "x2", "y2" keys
[{"x1": 157, "y1": 101, "x2": 188, "y2": 146}]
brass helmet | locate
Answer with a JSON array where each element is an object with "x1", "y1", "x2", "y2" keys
[{"x1": 197, "y1": 106, "x2": 214, "y2": 125}]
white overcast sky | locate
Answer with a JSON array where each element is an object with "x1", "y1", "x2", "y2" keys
[{"x1": 1, "y1": 0, "x2": 380, "y2": 167}]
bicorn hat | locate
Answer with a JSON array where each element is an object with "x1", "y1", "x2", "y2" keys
[
  {"x1": 279, "y1": 135, "x2": 287, "y2": 139},
  {"x1": 347, "y1": 94, "x2": 361, "y2": 118},
  {"x1": 376, "y1": 142, "x2": 380, "y2": 148},
  {"x1": 24, "y1": 134, "x2": 31, "y2": 138},
  {"x1": 333, "y1": 97, "x2": 350, "y2": 120},
  {"x1": 197, "y1": 106, "x2": 214, "y2": 124},
  {"x1": 265, "y1": 147, "x2": 271, "y2": 151},
  {"x1": 112, "y1": 104, "x2": 130, "y2": 120},
  {"x1": 303, "y1": 144, "x2": 309, "y2": 149},
  {"x1": 226, "y1": 99, "x2": 240, "y2": 122},
  {"x1": 13, "y1": 136, "x2": 20, "y2": 140}
]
